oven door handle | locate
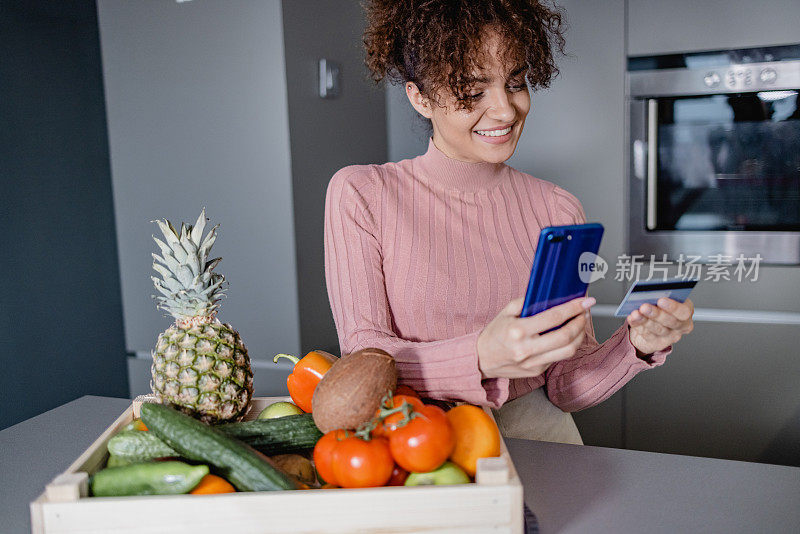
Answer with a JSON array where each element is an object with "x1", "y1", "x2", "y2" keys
[{"x1": 647, "y1": 98, "x2": 658, "y2": 230}]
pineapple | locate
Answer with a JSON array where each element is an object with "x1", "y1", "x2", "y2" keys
[{"x1": 149, "y1": 209, "x2": 253, "y2": 423}]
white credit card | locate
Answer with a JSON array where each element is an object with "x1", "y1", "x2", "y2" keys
[{"x1": 614, "y1": 277, "x2": 698, "y2": 317}]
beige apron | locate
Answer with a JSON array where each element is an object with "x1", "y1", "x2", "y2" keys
[{"x1": 490, "y1": 387, "x2": 583, "y2": 445}]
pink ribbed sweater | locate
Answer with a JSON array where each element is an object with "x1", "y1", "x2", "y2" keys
[{"x1": 324, "y1": 138, "x2": 672, "y2": 411}]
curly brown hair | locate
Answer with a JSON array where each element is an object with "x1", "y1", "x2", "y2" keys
[{"x1": 363, "y1": 0, "x2": 569, "y2": 112}]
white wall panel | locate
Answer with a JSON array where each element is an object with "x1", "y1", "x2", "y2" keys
[{"x1": 97, "y1": 0, "x2": 300, "y2": 359}]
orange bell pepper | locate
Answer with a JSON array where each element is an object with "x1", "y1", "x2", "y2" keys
[{"x1": 273, "y1": 350, "x2": 338, "y2": 412}]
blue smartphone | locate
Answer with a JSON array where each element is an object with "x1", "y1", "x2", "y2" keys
[{"x1": 520, "y1": 223, "x2": 604, "y2": 330}]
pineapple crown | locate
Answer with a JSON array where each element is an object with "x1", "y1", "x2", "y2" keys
[{"x1": 151, "y1": 208, "x2": 227, "y2": 321}]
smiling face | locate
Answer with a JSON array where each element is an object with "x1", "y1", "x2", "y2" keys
[{"x1": 406, "y1": 29, "x2": 531, "y2": 164}]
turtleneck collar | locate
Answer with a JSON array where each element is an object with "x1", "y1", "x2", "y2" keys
[{"x1": 414, "y1": 137, "x2": 508, "y2": 192}]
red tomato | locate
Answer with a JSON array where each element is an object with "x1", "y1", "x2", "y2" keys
[
  {"x1": 374, "y1": 395, "x2": 425, "y2": 438},
  {"x1": 386, "y1": 464, "x2": 409, "y2": 486},
  {"x1": 389, "y1": 404, "x2": 455, "y2": 473},
  {"x1": 313, "y1": 429, "x2": 348, "y2": 486},
  {"x1": 331, "y1": 436, "x2": 394, "y2": 488},
  {"x1": 394, "y1": 384, "x2": 420, "y2": 398}
]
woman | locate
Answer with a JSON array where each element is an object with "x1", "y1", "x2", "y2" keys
[{"x1": 324, "y1": 0, "x2": 694, "y2": 444}]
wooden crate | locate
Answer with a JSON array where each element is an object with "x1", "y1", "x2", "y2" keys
[{"x1": 30, "y1": 396, "x2": 524, "y2": 533}]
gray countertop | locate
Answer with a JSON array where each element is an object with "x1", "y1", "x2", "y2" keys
[{"x1": 2, "y1": 395, "x2": 798, "y2": 533}]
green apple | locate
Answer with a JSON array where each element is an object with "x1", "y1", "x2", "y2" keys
[
  {"x1": 404, "y1": 461, "x2": 471, "y2": 486},
  {"x1": 258, "y1": 401, "x2": 304, "y2": 419}
]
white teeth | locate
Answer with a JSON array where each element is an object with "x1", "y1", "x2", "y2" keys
[{"x1": 476, "y1": 126, "x2": 512, "y2": 137}]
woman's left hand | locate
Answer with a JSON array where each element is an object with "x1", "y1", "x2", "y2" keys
[{"x1": 627, "y1": 298, "x2": 695, "y2": 357}]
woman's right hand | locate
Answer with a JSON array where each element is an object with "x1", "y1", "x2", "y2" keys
[{"x1": 477, "y1": 296, "x2": 596, "y2": 379}]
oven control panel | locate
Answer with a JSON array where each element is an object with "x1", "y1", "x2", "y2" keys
[{"x1": 703, "y1": 67, "x2": 779, "y2": 90}]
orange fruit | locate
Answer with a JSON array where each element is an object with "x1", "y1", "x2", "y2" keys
[
  {"x1": 446, "y1": 404, "x2": 502, "y2": 477},
  {"x1": 189, "y1": 474, "x2": 236, "y2": 494}
]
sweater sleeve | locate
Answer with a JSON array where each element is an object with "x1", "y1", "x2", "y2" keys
[
  {"x1": 324, "y1": 166, "x2": 509, "y2": 408},
  {"x1": 544, "y1": 186, "x2": 672, "y2": 412}
]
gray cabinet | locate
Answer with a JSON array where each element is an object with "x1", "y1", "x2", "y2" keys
[
  {"x1": 627, "y1": 0, "x2": 800, "y2": 56},
  {"x1": 97, "y1": 0, "x2": 301, "y2": 360},
  {"x1": 571, "y1": 316, "x2": 626, "y2": 449},
  {"x1": 575, "y1": 315, "x2": 800, "y2": 467},
  {"x1": 625, "y1": 320, "x2": 800, "y2": 466}
]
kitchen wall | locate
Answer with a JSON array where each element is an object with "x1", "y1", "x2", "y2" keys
[
  {"x1": 1, "y1": 0, "x2": 128, "y2": 430},
  {"x1": 282, "y1": 0, "x2": 388, "y2": 356},
  {"x1": 109, "y1": 0, "x2": 387, "y2": 398}
]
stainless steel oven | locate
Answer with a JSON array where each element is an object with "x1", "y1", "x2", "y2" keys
[{"x1": 627, "y1": 44, "x2": 800, "y2": 264}]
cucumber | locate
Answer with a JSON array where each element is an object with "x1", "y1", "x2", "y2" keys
[
  {"x1": 108, "y1": 430, "x2": 178, "y2": 461},
  {"x1": 91, "y1": 461, "x2": 208, "y2": 496},
  {"x1": 140, "y1": 403, "x2": 299, "y2": 492},
  {"x1": 217, "y1": 413, "x2": 322, "y2": 454}
]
